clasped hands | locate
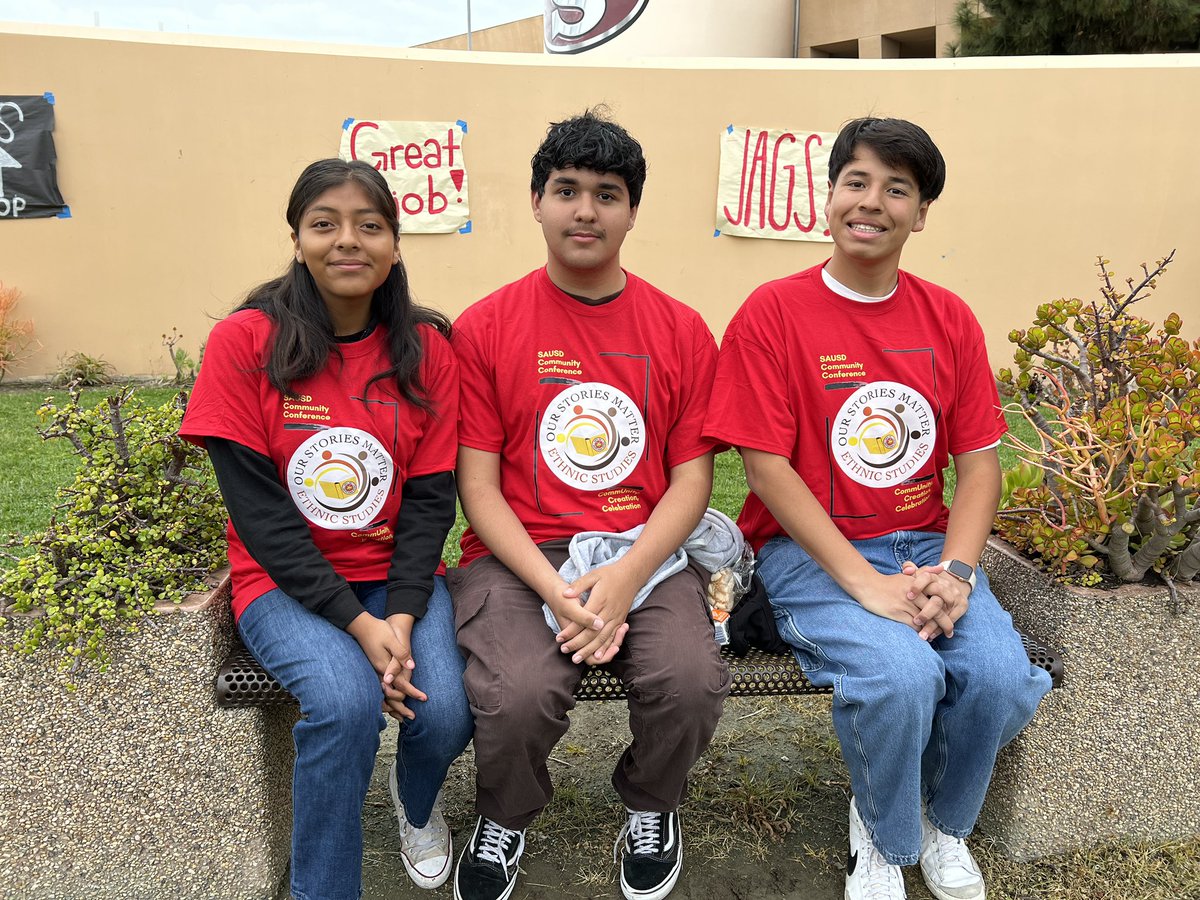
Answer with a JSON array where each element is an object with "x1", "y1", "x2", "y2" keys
[
  {"x1": 548, "y1": 557, "x2": 971, "y2": 659},
  {"x1": 546, "y1": 563, "x2": 637, "y2": 667},
  {"x1": 860, "y1": 562, "x2": 972, "y2": 641},
  {"x1": 348, "y1": 611, "x2": 426, "y2": 721}
]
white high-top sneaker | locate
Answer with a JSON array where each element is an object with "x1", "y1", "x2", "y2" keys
[
  {"x1": 918, "y1": 810, "x2": 985, "y2": 900},
  {"x1": 389, "y1": 761, "x2": 453, "y2": 889},
  {"x1": 845, "y1": 797, "x2": 907, "y2": 900}
]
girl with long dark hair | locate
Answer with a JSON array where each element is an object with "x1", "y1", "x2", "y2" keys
[{"x1": 181, "y1": 158, "x2": 471, "y2": 898}]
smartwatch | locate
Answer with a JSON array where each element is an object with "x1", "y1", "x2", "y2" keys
[{"x1": 938, "y1": 559, "x2": 977, "y2": 591}]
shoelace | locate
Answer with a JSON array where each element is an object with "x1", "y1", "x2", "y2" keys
[
  {"x1": 475, "y1": 819, "x2": 520, "y2": 870},
  {"x1": 402, "y1": 813, "x2": 447, "y2": 860},
  {"x1": 861, "y1": 843, "x2": 906, "y2": 900},
  {"x1": 929, "y1": 829, "x2": 977, "y2": 881},
  {"x1": 613, "y1": 811, "x2": 662, "y2": 862}
]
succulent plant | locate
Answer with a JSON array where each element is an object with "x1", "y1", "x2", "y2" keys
[{"x1": 995, "y1": 251, "x2": 1199, "y2": 602}]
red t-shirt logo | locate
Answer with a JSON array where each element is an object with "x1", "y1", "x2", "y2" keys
[
  {"x1": 287, "y1": 427, "x2": 394, "y2": 529},
  {"x1": 540, "y1": 382, "x2": 646, "y2": 490},
  {"x1": 833, "y1": 381, "x2": 936, "y2": 488}
]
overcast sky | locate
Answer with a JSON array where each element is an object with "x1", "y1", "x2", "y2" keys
[{"x1": 0, "y1": 1, "x2": 543, "y2": 47}]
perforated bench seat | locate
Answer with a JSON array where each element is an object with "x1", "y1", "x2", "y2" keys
[{"x1": 214, "y1": 628, "x2": 1062, "y2": 708}]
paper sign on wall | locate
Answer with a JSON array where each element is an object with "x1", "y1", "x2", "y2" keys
[
  {"x1": 715, "y1": 125, "x2": 835, "y2": 242},
  {"x1": 339, "y1": 119, "x2": 469, "y2": 234},
  {"x1": 1, "y1": 94, "x2": 68, "y2": 220}
]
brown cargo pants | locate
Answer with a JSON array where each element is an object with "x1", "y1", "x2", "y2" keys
[{"x1": 447, "y1": 541, "x2": 731, "y2": 831}]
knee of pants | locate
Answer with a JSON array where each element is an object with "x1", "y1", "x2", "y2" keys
[
  {"x1": 478, "y1": 670, "x2": 574, "y2": 737},
  {"x1": 630, "y1": 651, "x2": 730, "y2": 715},
  {"x1": 865, "y1": 650, "x2": 945, "y2": 714},
  {"x1": 955, "y1": 649, "x2": 1048, "y2": 720},
  {"x1": 403, "y1": 680, "x2": 475, "y2": 751},
  {"x1": 299, "y1": 674, "x2": 384, "y2": 739}
]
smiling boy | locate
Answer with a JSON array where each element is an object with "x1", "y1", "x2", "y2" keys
[
  {"x1": 704, "y1": 118, "x2": 1052, "y2": 900},
  {"x1": 448, "y1": 110, "x2": 729, "y2": 900}
]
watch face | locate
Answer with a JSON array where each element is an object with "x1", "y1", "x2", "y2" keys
[{"x1": 945, "y1": 559, "x2": 974, "y2": 582}]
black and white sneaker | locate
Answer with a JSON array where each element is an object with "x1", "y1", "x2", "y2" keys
[
  {"x1": 614, "y1": 809, "x2": 683, "y2": 900},
  {"x1": 453, "y1": 816, "x2": 525, "y2": 900}
]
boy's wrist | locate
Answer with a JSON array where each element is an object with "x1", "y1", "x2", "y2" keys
[
  {"x1": 535, "y1": 572, "x2": 572, "y2": 606},
  {"x1": 939, "y1": 558, "x2": 977, "y2": 591},
  {"x1": 841, "y1": 561, "x2": 886, "y2": 601}
]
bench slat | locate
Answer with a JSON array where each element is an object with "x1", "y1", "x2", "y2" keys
[{"x1": 214, "y1": 628, "x2": 1062, "y2": 709}]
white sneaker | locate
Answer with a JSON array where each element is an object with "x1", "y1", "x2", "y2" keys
[
  {"x1": 389, "y1": 761, "x2": 453, "y2": 889},
  {"x1": 919, "y1": 810, "x2": 985, "y2": 900},
  {"x1": 845, "y1": 797, "x2": 907, "y2": 900}
]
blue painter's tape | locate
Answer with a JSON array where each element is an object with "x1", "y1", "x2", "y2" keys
[
  {"x1": 456, "y1": 119, "x2": 468, "y2": 133},
  {"x1": 726, "y1": 124, "x2": 733, "y2": 134},
  {"x1": 57, "y1": 206, "x2": 72, "y2": 219},
  {"x1": 459, "y1": 220, "x2": 473, "y2": 235},
  {"x1": 713, "y1": 229, "x2": 721, "y2": 237},
  {"x1": 342, "y1": 117, "x2": 355, "y2": 130},
  {"x1": 44, "y1": 92, "x2": 56, "y2": 105}
]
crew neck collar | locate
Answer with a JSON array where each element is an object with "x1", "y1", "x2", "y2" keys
[
  {"x1": 538, "y1": 267, "x2": 635, "y2": 316},
  {"x1": 821, "y1": 267, "x2": 897, "y2": 303},
  {"x1": 811, "y1": 263, "x2": 904, "y2": 316}
]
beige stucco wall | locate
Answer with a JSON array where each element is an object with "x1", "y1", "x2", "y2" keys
[
  {"x1": 429, "y1": 2, "x2": 799, "y2": 58},
  {"x1": 423, "y1": 2, "x2": 798, "y2": 58},
  {"x1": 0, "y1": 23, "x2": 1196, "y2": 380},
  {"x1": 419, "y1": 2, "x2": 964, "y2": 60},
  {"x1": 418, "y1": 15, "x2": 543, "y2": 53}
]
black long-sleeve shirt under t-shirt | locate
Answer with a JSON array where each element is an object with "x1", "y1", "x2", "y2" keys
[{"x1": 206, "y1": 437, "x2": 455, "y2": 629}]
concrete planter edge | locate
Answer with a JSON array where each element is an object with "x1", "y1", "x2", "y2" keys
[
  {"x1": 978, "y1": 536, "x2": 1200, "y2": 860},
  {"x1": 0, "y1": 572, "x2": 294, "y2": 900}
]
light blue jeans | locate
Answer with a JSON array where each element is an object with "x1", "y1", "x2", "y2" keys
[
  {"x1": 237, "y1": 577, "x2": 473, "y2": 900},
  {"x1": 758, "y1": 531, "x2": 1051, "y2": 865}
]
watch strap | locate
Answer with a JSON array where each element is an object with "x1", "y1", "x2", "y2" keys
[{"x1": 938, "y1": 558, "x2": 977, "y2": 591}]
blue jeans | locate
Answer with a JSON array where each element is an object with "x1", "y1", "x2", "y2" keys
[
  {"x1": 758, "y1": 531, "x2": 1051, "y2": 866},
  {"x1": 237, "y1": 577, "x2": 473, "y2": 900}
]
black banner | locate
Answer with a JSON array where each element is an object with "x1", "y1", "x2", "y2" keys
[{"x1": 1, "y1": 94, "x2": 68, "y2": 220}]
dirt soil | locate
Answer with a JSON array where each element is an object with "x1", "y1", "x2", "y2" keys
[{"x1": 359, "y1": 695, "x2": 859, "y2": 900}]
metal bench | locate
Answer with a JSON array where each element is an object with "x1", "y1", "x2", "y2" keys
[{"x1": 214, "y1": 628, "x2": 1063, "y2": 708}]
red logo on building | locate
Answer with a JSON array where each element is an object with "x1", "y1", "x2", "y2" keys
[{"x1": 544, "y1": 1, "x2": 650, "y2": 54}]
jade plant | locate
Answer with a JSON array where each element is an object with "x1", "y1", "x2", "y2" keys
[
  {"x1": 995, "y1": 251, "x2": 1200, "y2": 601},
  {"x1": 0, "y1": 384, "x2": 227, "y2": 676}
]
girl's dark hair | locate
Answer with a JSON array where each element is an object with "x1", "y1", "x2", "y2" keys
[
  {"x1": 531, "y1": 108, "x2": 647, "y2": 208},
  {"x1": 237, "y1": 158, "x2": 450, "y2": 408}
]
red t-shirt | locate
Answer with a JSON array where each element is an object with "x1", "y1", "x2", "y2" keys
[
  {"x1": 180, "y1": 309, "x2": 458, "y2": 617},
  {"x1": 452, "y1": 267, "x2": 719, "y2": 568},
  {"x1": 704, "y1": 265, "x2": 1005, "y2": 551}
]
